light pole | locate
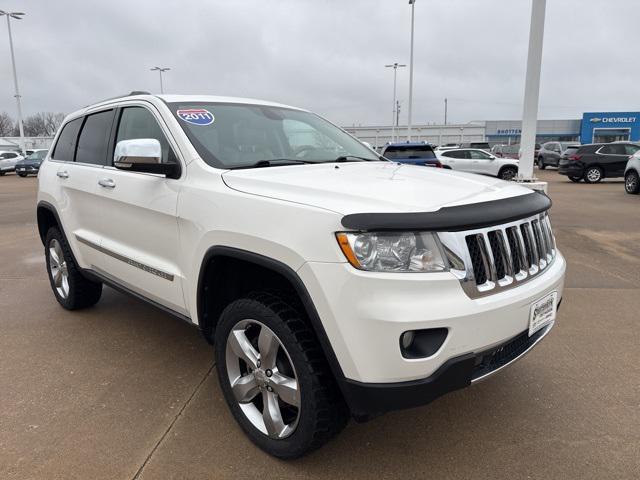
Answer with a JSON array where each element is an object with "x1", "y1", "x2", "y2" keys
[
  {"x1": 385, "y1": 63, "x2": 406, "y2": 143},
  {"x1": 150, "y1": 66, "x2": 170, "y2": 94},
  {"x1": 407, "y1": 0, "x2": 416, "y2": 141},
  {"x1": 518, "y1": 0, "x2": 547, "y2": 182},
  {"x1": 1, "y1": 9, "x2": 25, "y2": 154}
]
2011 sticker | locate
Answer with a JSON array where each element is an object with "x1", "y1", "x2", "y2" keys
[{"x1": 177, "y1": 109, "x2": 215, "y2": 126}]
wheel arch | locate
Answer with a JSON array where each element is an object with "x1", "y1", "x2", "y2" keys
[
  {"x1": 196, "y1": 245, "x2": 349, "y2": 395},
  {"x1": 498, "y1": 164, "x2": 518, "y2": 176},
  {"x1": 37, "y1": 201, "x2": 63, "y2": 245}
]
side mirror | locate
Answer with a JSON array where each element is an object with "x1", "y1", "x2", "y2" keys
[{"x1": 114, "y1": 139, "x2": 180, "y2": 178}]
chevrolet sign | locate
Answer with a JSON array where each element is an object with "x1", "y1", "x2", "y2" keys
[{"x1": 590, "y1": 116, "x2": 636, "y2": 124}]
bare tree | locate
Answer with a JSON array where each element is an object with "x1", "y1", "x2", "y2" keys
[
  {"x1": 22, "y1": 112, "x2": 66, "y2": 136},
  {"x1": 0, "y1": 112, "x2": 14, "y2": 136}
]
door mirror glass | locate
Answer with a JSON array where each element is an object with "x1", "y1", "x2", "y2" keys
[{"x1": 114, "y1": 139, "x2": 179, "y2": 178}]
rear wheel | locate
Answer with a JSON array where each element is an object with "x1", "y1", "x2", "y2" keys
[
  {"x1": 0, "y1": 171, "x2": 5, "y2": 176},
  {"x1": 569, "y1": 176, "x2": 581, "y2": 183},
  {"x1": 625, "y1": 170, "x2": 640, "y2": 194},
  {"x1": 499, "y1": 166, "x2": 518, "y2": 181},
  {"x1": 45, "y1": 227, "x2": 102, "y2": 310},
  {"x1": 584, "y1": 166, "x2": 603, "y2": 183},
  {"x1": 537, "y1": 157, "x2": 546, "y2": 169},
  {"x1": 215, "y1": 292, "x2": 348, "y2": 458}
]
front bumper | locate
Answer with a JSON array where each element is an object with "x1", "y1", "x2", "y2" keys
[
  {"x1": 15, "y1": 165, "x2": 39, "y2": 174},
  {"x1": 298, "y1": 251, "x2": 566, "y2": 417}
]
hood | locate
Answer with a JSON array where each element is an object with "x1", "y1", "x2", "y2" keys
[
  {"x1": 222, "y1": 162, "x2": 534, "y2": 215},
  {"x1": 17, "y1": 159, "x2": 42, "y2": 166}
]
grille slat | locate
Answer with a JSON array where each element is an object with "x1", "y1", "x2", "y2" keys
[{"x1": 460, "y1": 212, "x2": 557, "y2": 296}]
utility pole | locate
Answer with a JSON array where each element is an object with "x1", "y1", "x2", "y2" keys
[
  {"x1": 518, "y1": 0, "x2": 547, "y2": 182},
  {"x1": 150, "y1": 66, "x2": 170, "y2": 94},
  {"x1": 444, "y1": 98, "x2": 448, "y2": 125},
  {"x1": 385, "y1": 63, "x2": 406, "y2": 143},
  {"x1": 1, "y1": 10, "x2": 26, "y2": 154},
  {"x1": 396, "y1": 100, "x2": 401, "y2": 138},
  {"x1": 407, "y1": 0, "x2": 416, "y2": 141}
]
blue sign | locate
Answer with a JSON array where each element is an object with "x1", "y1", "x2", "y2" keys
[
  {"x1": 581, "y1": 112, "x2": 640, "y2": 143},
  {"x1": 177, "y1": 109, "x2": 215, "y2": 126}
]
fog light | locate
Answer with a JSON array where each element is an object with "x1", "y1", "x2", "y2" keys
[
  {"x1": 401, "y1": 331, "x2": 415, "y2": 350},
  {"x1": 400, "y1": 328, "x2": 448, "y2": 359}
]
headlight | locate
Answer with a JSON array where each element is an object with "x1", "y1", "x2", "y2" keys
[{"x1": 335, "y1": 231, "x2": 448, "y2": 272}]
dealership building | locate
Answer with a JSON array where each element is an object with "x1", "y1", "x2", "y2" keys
[{"x1": 344, "y1": 111, "x2": 640, "y2": 148}]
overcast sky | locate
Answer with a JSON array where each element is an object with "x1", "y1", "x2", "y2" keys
[{"x1": 1, "y1": 0, "x2": 639, "y2": 126}]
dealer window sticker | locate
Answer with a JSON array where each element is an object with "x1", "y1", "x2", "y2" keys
[{"x1": 177, "y1": 108, "x2": 215, "y2": 126}]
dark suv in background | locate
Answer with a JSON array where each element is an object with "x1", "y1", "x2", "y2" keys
[
  {"x1": 380, "y1": 142, "x2": 442, "y2": 167},
  {"x1": 537, "y1": 142, "x2": 579, "y2": 169},
  {"x1": 558, "y1": 142, "x2": 640, "y2": 183}
]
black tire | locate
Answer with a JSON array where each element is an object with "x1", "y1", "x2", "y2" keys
[
  {"x1": 0, "y1": 171, "x2": 5, "y2": 176},
  {"x1": 569, "y1": 176, "x2": 581, "y2": 183},
  {"x1": 44, "y1": 227, "x2": 102, "y2": 310},
  {"x1": 625, "y1": 170, "x2": 640, "y2": 194},
  {"x1": 17, "y1": 172, "x2": 27, "y2": 177},
  {"x1": 499, "y1": 166, "x2": 518, "y2": 181},
  {"x1": 214, "y1": 291, "x2": 349, "y2": 459},
  {"x1": 537, "y1": 157, "x2": 546, "y2": 169},
  {"x1": 584, "y1": 166, "x2": 603, "y2": 184}
]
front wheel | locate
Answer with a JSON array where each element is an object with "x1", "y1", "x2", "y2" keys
[
  {"x1": 45, "y1": 227, "x2": 102, "y2": 309},
  {"x1": 625, "y1": 170, "x2": 640, "y2": 194},
  {"x1": 538, "y1": 157, "x2": 546, "y2": 169},
  {"x1": 18, "y1": 172, "x2": 27, "y2": 177},
  {"x1": 584, "y1": 166, "x2": 603, "y2": 183},
  {"x1": 499, "y1": 167, "x2": 518, "y2": 181},
  {"x1": 215, "y1": 292, "x2": 348, "y2": 458}
]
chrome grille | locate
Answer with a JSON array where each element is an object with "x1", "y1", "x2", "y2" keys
[{"x1": 440, "y1": 211, "x2": 557, "y2": 298}]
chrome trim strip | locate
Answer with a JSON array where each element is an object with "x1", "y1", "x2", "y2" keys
[
  {"x1": 75, "y1": 235, "x2": 175, "y2": 281},
  {"x1": 471, "y1": 321, "x2": 555, "y2": 384}
]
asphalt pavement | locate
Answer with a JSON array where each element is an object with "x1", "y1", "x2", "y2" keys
[{"x1": 0, "y1": 169, "x2": 638, "y2": 479}]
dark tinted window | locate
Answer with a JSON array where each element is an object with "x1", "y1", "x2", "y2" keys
[
  {"x1": 599, "y1": 144, "x2": 626, "y2": 155},
  {"x1": 563, "y1": 146, "x2": 579, "y2": 156},
  {"x1": 1, "y1": 152, "x2": 18, "y2": 159},
  {"x1": 445, "y1": 150, "x2": 468, "y2": 159},
  {"x1": 52, "y1": 118, "x2": 83, "y2": 161},
  {"x1": 577, "y1": 145, "x2": 600, "y2": 154},
  {"x1": 624, "y1": 144, "x2": 639, "y2": 155},
  {"x1": 116, "y1": 107, "x2": 176, "y2": 164},
  {"x1": 76, "y1": 110, "x2": 115, "y2": 165},
  {"x1": 384, "y1": 145, "x2": 436, "y2": 159}
]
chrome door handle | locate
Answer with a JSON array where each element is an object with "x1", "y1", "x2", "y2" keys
[
  {"x1": 56, "y1": 170, "x2": 69, "y2": 179},
  {"x1": 98, "y1": 178, "x2": 116, "y2": 189}
]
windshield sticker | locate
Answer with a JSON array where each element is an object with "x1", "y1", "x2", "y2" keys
[{"x1": 177, "y1": 109, "x2": 215, "y2": 126}]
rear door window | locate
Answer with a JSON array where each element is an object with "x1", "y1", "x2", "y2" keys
[
  {"x1": 76, "y1": 110, "x2": 115, "y2": 165},
  {"x1": 52, "y1": 118, "x2": 83, "y2": 162}
]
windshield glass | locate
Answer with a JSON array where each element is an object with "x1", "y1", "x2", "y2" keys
[
  {"x1": 168, "y1": 102, "x2": 379, "y2": 169},
  {"x1": 26, "y1": 150, "x2": 47, "y2": 161}
]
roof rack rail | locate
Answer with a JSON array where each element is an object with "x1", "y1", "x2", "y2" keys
[{"x1": 88, "y1": 91, "x2": 152, "y2": 106}]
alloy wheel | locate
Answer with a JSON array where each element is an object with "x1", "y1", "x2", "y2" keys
[
  {"x1": 626, "y1": 172, "x2": 639, "y2": 193},
  {"x1": 48, "y1": 239, "x2": 69, "y2": 299},
  {"x1": 225, "y1": 319, "x2": 300, "y2": 439},
  {"x1": 586, "y1": 168, "x2": 602, "y2": 183}
]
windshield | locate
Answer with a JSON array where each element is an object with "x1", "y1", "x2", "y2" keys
[
  {"x1": 26, "y1": 150, "x2": 47, "y2": 161},
  {"x1": 168, "y1": 102, "x2": 379, "y2": 169}
]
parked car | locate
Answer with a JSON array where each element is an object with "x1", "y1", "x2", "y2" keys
[
  {"x1": 558, "y1": 142, "x2": 640, "y2": 183},
  {"x1": 16, "y1": 149, "x2": 48, "y2": 177},
  {"x1": 624, "y1": 151, "x2": 640, "y2": 194},
  {"x1": 434, "y1": 143, "x2": 460, "y2": 152},
  {"x1": 37, "y1": 92, "x2": 565, "y2": 458},
  {"x1": 537, "y1": 142, "x2": 579, "y2": 169},
  {"x1": 381, "y1": 142, "x2": 442, "y2": 167},
  {"x1": 491, "y1": 144, "x2": 520, "y2": 159},
  {"x1": 0, "y1": 150, "x2": 24, "y2": 175},
  {"x1": 459, "y1": 141, "x2": 491, "y2": 151},
  {"x1": 438, "y1": 148, "x2": 519, "y2": 180}
]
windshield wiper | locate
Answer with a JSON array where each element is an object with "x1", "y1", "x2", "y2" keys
[
  {"x1": 333, "y1": 155, "x2": 379, "y2": 163},
  {"x1": 229, "y1": 159, "x2": 316, "y2": 170}
]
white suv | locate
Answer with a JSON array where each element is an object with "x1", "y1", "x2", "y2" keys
[
  {"x1": 438, "y1": 148, "x2": 519, "y2": 180},
  {"x1": 0, "y1": 150, "x2": 24, "y2": 175},
  {"x1": 37, "y1": 93, "x2": 566, "y2": 458}
]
